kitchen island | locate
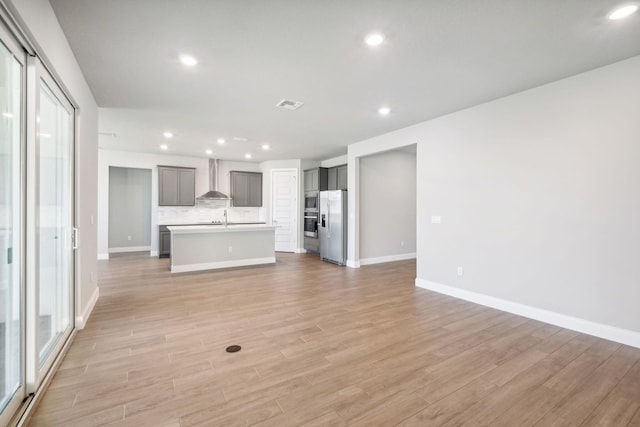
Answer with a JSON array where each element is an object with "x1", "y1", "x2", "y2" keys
[{"x1": 167, "y1": 224, "x2": 277, "y2": 273}]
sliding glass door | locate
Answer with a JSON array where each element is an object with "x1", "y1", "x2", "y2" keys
[
  {"x1": 0, "y1": 28, "x2": 25, "y2": 427},
  {"x1": 36, "y1": 79, "x2": 74, "y2": 368},
  {"x1": 0, "y1": 20, "x2": 76, "y2": 423},
  {"x1": 26, "y1": 61, "x2": 75, "y2": 388}
]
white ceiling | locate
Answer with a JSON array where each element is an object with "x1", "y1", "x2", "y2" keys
[{"x1": 49, "y1": 0, "x2": 640, "y2": 162}]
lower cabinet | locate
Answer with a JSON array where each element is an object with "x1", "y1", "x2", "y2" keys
[
  {"x1": 159, "y1": 225, "x2": 171, "y2": 258},
  {"x1": 304, "y1": 236, "x2": 319, "y2": 253}
]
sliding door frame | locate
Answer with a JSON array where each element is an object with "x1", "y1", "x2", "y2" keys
[
  {"x1": 25, "y1": 55, "x2": 76, "y2": 393},
  {"x1": 0, "y1": 17, "x2": 26, "y2": 427}
]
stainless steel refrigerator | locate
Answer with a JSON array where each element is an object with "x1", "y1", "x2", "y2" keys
[{"x1": 319, "y1": 190, "x2": 347, "y2": 265}]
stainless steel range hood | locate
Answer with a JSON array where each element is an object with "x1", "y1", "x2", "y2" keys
[{"x1": 197, "y1": 159, "x2": 231, "y2": 200}]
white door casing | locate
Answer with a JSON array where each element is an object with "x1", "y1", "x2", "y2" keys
[{"x1": 271, "y1": 169, "x2": 298, "y2": 252}]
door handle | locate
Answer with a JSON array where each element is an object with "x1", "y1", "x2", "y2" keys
[{"x1": 72, "y1": 227, "x2": 79, "y2": 250}]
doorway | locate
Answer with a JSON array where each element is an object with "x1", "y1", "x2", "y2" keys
[
  {"x1": 108, "y1": 167, "x2": 152, "y2": 254},
  {"x1": 358, "y1": 145, "x2": 417, "y2": 266}
]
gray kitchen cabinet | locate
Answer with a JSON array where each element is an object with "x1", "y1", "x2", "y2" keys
[
  {"x1": 337, "y1": 165, "x2": 348, "y2": 190},
  {"x1": 304, "y1": 167, "x2": 328, "y2": 192},
  {"x1": 304, "y1": 169, "x2": 317, "y2": 192},
  {"x1": 158, "y1": 165, "x2": 196, "y2": 206},
  {"x1": 304, "y1": 236, "x2": 319, "y2": 253},
  {"x1": 327, "y1": 165, "x2": 348, "y2": 191},
  {"x1": 159, "y1": 225, "x2": 171, "y2": 258},
  {"x1": 230, "y1": 171, "x2": 263, "y2": 207},
  {"x1": 327, "y1": 168, "x2": 337, "y2": 191}
]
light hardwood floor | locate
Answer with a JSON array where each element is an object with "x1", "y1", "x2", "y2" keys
[{"x1": 27, "y1": 252, "x2": 640, "y2": 426}]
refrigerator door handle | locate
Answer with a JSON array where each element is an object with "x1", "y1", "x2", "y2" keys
[{"x1": 327, "y1": 202, "x2": 330, "y2": 237}]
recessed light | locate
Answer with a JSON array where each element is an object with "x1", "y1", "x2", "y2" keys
[
  {"x1": 3, "y1": 112, "x2": 13, "y2": 118},
  {"x1": 365, "y1": 32, "x2": 385, "y2": 47},
  {"x1": 217, "y1": 138, "x2": 225, "y2": 145},
  {"x1": 205, "y1": 149, "x2": 213, "y2": 155},
  {"x1": 608, "y1": 4, "x2": 638, "y2": 19},
  {"x1": 262, "y1": 144, "x2": 270, "y2": 150},
  {"x1": 39, "y1": 132, "x2": 51, "y2": 138},
  {"x1": 378, "y1": 106, "x2": 391, "y2": 116},
  {"x1": 163, "y1": 131, "x2": 173, "y2": 138},
  {"x1": 179, "y1": 55, "x2": 198, "y2": 66},
  {"x1": 160, "y1": 144, "x2": 168, "y2": 150},
  {"x1": 245, "y1": 153, "x2": 252, "y2": 159}
]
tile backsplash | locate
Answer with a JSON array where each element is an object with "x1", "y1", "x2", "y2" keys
[{"x1": 157, "y1": 200, "x2": 265, "y2": 225}]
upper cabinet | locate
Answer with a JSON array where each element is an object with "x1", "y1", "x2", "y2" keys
[
  {"x1": 336, "y1": 165, "x2": 348, "y2": 190},
  {"x1": 230, "y1": 171, "x2": 263, "y2": 207},
  {"x1": 327, "y1": 165, "x2": 348, "y2": 191},
  {"x1": 304, "y1": 169, "x2": 317, "y2": 192},
  {"x1": 158, "y1": 165, "x2": 196, "y2": 206},
  {"x1": 304, "y1": 167, "x2": 328, "y2": 192}
]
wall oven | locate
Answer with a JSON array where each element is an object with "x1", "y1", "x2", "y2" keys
[{"x1": 304, "y1": 210, "x2": 318, "y2": 238}]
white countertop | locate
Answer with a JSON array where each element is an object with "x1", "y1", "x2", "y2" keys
[
  {"x1": 158, "y1": 221, "x2": 266, "y2": 226},
  {"x1": 167, "y1": 224, "x2": 277, "y2": 234}
]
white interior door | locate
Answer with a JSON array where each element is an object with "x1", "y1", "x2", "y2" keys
[{"x1": 271, "y1": 169, "x2": 298, "y2": 252}]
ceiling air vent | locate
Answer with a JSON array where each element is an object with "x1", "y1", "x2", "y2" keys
[{"x1": 276, "y1": 99, "x2": 304, "y2": 110}]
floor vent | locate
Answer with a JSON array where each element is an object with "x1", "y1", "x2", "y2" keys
[{"x1": 276, "y1": 99, "x2": 304, "y2": 110}]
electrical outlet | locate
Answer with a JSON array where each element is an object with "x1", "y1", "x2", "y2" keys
[
  {"x1": 431, "y1": 216, "x2": 441, "y2": 224},
  {"x1": 457, "y1": 267, "x2": 463, "y2": 276},
  {"x1": 127, "y1": 235, "x2": 132, "y2": 241},
  {"x1": 228, "y1": 246, "x2": 233, "y2": 253},
  {"x1": 401, "y1": 241, "x2": 405, "y2": 247},
  {"x1": 90, "y1": 272, "x2": 95, "y2": 283}
]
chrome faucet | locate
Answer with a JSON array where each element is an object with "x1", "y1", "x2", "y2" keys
[{"x1": 224, "y1": 209, "x2": 228, "y2": 227}]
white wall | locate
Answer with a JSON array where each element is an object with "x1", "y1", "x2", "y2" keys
[
  {"x1": 348, "y1": 55, "x2": 640, "y2": 346},
  {"x1": 359, "y1": 150, "x2": 416, "y2": 264},
  {"x1": 8, "y1": 0, "x2": 99, "y2": 327},
  {"x1": 320, "y1": 154, "x2": 347, "y2": 168},
  {"x1": 301, "y1": 159, "x2": 321, "y2": 171}
]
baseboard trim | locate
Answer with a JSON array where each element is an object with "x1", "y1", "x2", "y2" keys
[
  {"x1": 415, "y1": 278, "x2": 640, "y2": 349},
  {"x1": 171, "y1": 257, "x2": 276, "y2": 273},
  {"x1": 108, "y1": 246, "x2": 151, "y2": 253},
  {"x1": 150, "y1": 250, "x2": 159, "y2": 257},
  {"x1": 75, "y1": 286, "x2": 99, "y2": 329},
  {"x1": 97, "y1": 253, "x2": 109, "y2": 260},
  {"x1": 294, "y1": 248, "x2": 307, "y2": 254},
  {"x1": 346, "y1": 259, "x2": 360, "y2": 268},
  {"x1": 360, "y1": 252, "x2": 416, "y2": 266}
]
